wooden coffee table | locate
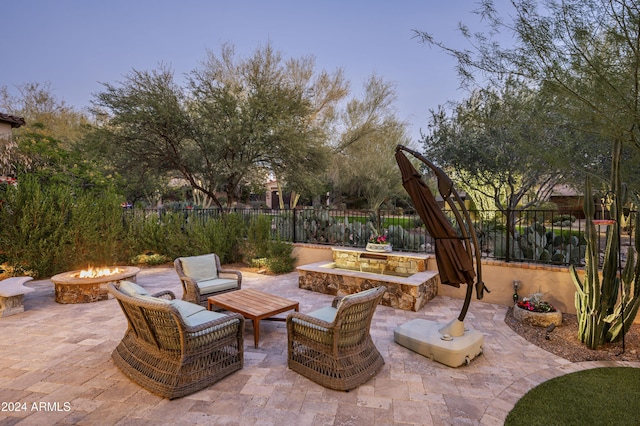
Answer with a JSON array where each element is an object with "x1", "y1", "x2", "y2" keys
[{"x1": 207, "y1": 289, "x2": 299, "y2": 348}]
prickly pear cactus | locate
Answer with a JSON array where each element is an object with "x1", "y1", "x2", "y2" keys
[{"x1": 570, "y1": 177, "x2": 640, "y2": 349}]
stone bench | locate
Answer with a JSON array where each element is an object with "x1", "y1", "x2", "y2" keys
[{"x1": 0, "y1": 277, "x2": 34, "y2": 317}]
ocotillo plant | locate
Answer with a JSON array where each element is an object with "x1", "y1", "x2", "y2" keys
[{"x1": 570, "y1": 175, "x2": 640, "y2": 349}]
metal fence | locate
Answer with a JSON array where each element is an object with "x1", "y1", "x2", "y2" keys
[{"x1": 126, "y1": 206, "x2": 636, "y2": 268}]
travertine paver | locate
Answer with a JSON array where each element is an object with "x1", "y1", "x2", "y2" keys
[{"x1": 0, "y1": 266, "x2": 638, "y2": 425}]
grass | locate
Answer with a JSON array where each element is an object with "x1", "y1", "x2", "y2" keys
[
  {"x1": 346, "y1": 215, "x2": 418, "y2": 229},
  {"x1": 505, "y1": 367, "x2": 640, "y2": 426}
]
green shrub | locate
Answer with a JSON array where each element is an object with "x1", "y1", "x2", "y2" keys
[
  {"x1": 243, "y1": 216, "x2": 295, "y2": 273},
  {"x1": 66, "y1": 190, "x2": 124, "y2": 266},
  {"x1": 186, "y1": 213, "x2": 245, "y2": 263},
  {"x1": 551, "y1": 214, "x2": 576, "y2": 225},
  {"x1": 130, "y1": 251, "x2": 170, "y2": 266},
  {"x1": 125, "y1": 210, "x2": 191, "y2": 260},
  {"x1": 245, "y1": 215, "x2": 272, "y2": 260},
  {"x1": 0, "y1": 175, "x2": 125, "y2": 278},
  {"x1": 265, "y1": 240, "x2": 296, "y2": 274}
]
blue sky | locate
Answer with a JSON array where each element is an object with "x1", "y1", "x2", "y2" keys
[{"x1": 3, "y1": 0, "x2": 513, "y2": 142}]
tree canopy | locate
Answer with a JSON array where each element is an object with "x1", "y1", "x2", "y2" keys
[
  {"x1": 91, "y1": 43, "x2": 348, "y2": 208},
  {"x1": 415, "y1": 0, "x2": 640, "y2": 194},
  {"x1": 328, "y1": 75, "x2": 412, "y2": 210},
  {"x1": 422, "y1": 77, "x2": 568, "y2": 213}
]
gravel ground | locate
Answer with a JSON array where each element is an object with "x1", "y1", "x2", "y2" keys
[{"x1": 504, "y1": 307, "x2": 640, "y2": 362}]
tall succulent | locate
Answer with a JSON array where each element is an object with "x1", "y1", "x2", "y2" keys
[{"x1": 570, "y1": 172, "x2": 640, "y2": 349}]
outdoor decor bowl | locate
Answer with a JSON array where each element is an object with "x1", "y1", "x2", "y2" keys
[{"x1": 365, "y1": 243, "x2": 392, "y2": 253}]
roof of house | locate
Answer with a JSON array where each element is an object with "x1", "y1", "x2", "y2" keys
[
  {"x1": 550, "y1": 184, "x2": 581, "y2": 197},
  {"x1": 0, "y1": 112, "x2": 26, "y2": 128}
]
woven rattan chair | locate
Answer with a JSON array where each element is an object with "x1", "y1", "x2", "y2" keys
[
  {"x1": 108, "y1": 281, "x2": 244, "y2": 399},
  {"x1": 174, "y1": 253, "x2": 242, "y2": 307},
  {"x1": 286, "y1": 286, "x2": 386, "y2": 391}
]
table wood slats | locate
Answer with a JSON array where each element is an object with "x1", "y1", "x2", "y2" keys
[{"x1": 208, "y1": 289, "x2": 299, "y2": 348}]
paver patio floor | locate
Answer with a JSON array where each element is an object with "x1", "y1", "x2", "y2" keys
[{"x1": 1, "y1": 267, "x2": 638, "y2": 425}]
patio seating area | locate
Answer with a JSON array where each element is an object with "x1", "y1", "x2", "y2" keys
[{"x1": 1, "y1": 267, "x2": 638, "y2": 425}]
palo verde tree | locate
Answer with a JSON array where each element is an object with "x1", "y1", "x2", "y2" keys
[
  {"x1": 328, "y1": 75, "x2": 411, "y2": 210},
  {"x1": 92, "y1": 43, "x2": 347, "y2": 208}
]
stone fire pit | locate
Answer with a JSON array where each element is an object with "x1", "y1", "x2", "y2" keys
[{"x1": 51, "y1": 266, "x2": 140, "y2": 304}]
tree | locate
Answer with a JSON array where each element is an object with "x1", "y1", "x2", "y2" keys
[
  {"x1": 414, "y1": 0, "x2": 640, "y2": 192},
  {"x1": 0, "y1": 82, "x2": 112, "y2": 193},
  {"x1": 92, "y1": 43, "x2": 347, "y2": 208},
  {"x1": 416, "y1": 0, "x2": 640, "y2": 346},
  {"x1": 329, "y1": 75, "x2": 411, "y2": 210},
  {"x1": 0, "y1": 82, "x2": 89, "y2": 148},
  {"x1": 423, "y1": 78, "x2": 567, "y2": 211}
]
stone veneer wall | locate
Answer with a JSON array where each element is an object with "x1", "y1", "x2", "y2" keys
[
  {"x1": 332, "y1": 247, "x2": 428, "y2": 275},
  {"x1": 54, "y1": 282, "x2": 112, "y2": 304},
  {"x1": 297, "y1": 261, "x2": 439, "y2": 312},
  {"x1": 52, "y1": 268, "x2": 139, "y2": 304}
]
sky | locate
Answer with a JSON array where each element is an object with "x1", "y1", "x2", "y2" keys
[{"x1": 3, "y1": 0, "x2": 514, "y2": 143}]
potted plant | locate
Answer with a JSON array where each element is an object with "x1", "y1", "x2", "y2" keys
[{"x1": 366, "y1": 234, "x2": 392, "y2": 253}]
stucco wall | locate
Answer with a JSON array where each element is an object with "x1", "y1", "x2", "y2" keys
[
  {"x1": 292, "y1": 243, "x2": 334, "y2": 266},
  {"x1": 0, "y1": 121, "x2": 12, "y2": 139}
]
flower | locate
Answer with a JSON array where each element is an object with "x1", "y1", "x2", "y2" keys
[
  {"x1": 517, "y1": 292, "x2": 556, "y2": 313},
  {"x1": 369, "y1": 234, "x2": 389, "y2": 244}
]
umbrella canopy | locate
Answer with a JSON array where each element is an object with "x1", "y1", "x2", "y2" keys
[{"x1": 395, "y1": 150, "x2": 475, "y2": 287}]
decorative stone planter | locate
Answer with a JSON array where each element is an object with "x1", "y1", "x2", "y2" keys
[
  {"x1": 365, "y1": 243, "x2": 392, "y2": 253},
  {"x1": 513, "y1": 305, "x2": 563, "y2": 327}
]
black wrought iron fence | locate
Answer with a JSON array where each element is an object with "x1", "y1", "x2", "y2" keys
[{"x1": 124, "y1": 207, "x2": 636, "y2": 268}]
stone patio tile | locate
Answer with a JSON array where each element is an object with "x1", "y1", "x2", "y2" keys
[
  {"x1": 334, "y1": 403, "x2": 376, "y2": 425},
  {"x1": 0, "y1": 267, "x2": 637, "y2": 425},
  {"x1": 392, "y1": 399, "x2": 435, "y2": 424},
  {"x1": 264, "y1": 387, "x2": 305, "y2": 411},
  {"x1": 300, "y1": 399, "x2": 339, "y2": 416}
]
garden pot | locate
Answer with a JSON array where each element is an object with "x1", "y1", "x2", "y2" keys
[
  {"x1": 365, "y1": 243, "x2": 392, "y2": 253},
  {"x1": 513, "y1": 304, "x2": 562, "y2": 327}
]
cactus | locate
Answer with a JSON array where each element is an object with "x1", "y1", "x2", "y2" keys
[
  {"x1": 515, "y1": 222, "x2": 548, "y2": 261},
  {"x1": 570, "y1": 172, "x2": 640, "y2": 349}
]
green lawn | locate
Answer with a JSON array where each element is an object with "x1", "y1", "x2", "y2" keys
[{"x1": 505, "y1": 367, "x2": 640, "y2": 426}]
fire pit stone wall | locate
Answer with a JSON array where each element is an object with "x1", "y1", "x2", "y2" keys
[{"x1": 51, "y1": 266, "x2": 140, "y2": 304}]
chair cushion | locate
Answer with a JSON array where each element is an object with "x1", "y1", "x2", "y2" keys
[
  {"x1": 290, "y1": 307, "x2": 337, "y2": 345},
  {"x1": 182, "y1": 309, "x2": 228, "y2": 327},
  {"x1": 307, "y1": 306, "x2": 337, "y2": 323},
  {"x1": 179, "y1": 254, "x2": 218, "y2": 282},
  {"x1": 170, "y1": 299, "x2": 206, "y2": 318},
  {"x1": 336, "y1": 287, "x2": 380, "y2": 310},
  {"x1": 118, "y1": 280, "x2": 149, "y2": 297},
  {"x1": 197, "y1": 278, "x2": 238, "y2": 294}
]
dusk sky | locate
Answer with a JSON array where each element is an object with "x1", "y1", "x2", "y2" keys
[{"x1": 3, "y1": 0, "x2": 514, "y2": 142}]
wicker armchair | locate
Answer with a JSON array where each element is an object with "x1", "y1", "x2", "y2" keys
[
  {"x1": 108, "y1": 281, "x2": 244, "y2": 399},
  {"x1": 286, "y1": 286, "x2": 386, "y2": 391},
  {"x1": 174, "y1": 253, "x2": 242, "y2": 307}
]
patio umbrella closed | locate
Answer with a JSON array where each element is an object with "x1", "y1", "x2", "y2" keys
[
  {"x1": 394, "y1": 146, "x2": 486, "y2": 363},
  {"x1": 395, "y1": 149, "x2": 475, "y2": 288}
]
